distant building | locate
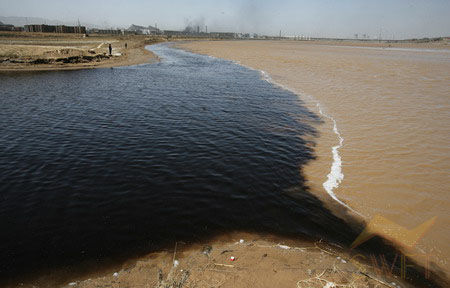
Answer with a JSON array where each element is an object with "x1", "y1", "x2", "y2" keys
[
  {"x1": 163, "y1": 30, "x2": 187, "y2": 37},
  {"x1": 24, "y1": 24, "x2": 86, "y2": 34},
  {"x1": 55, "y1": 25, "x2": 86, "y2": 34},
  {"x1": 88, "y1": 28, "x2": 122, "y2": 35},
  {"x1": 147, "y1": 25, "x2": 160, "y2": 34},
  {"x1": 209, "y1": 32, "x2": 236, "y2": 39},
  {"x1": 0, "y1": 21, "x2": 14, "y2": 31},
  {"x1": 25, "y1": 24, "x2": 56, "y2": 33},
  {"x1": 162, "y1": 30, "x2": 212, "y2": 38},
  {"x1": 161, "y1": 29, "x2": 237, "y2": 39},
  {"x1": 238, "y1": 33, "x2": 251, "y2": 39},
  {"x1": 127, "y1": 24, "x2": 160, "y2": 35}
]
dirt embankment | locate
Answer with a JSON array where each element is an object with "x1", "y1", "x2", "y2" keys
[
  {"x1": 16, "y1": 232, "x2": 423, "y2": 288},
  {"x1": 0, "y1": 32, "x2": 165, "y2": 71}
]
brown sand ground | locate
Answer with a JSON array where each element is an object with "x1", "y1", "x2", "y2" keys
[
  {"x1": 178, "y1": 40, "x2": 450, "y2": 277},
  {"x1": 29, "y1": 232, "x2": 409, "y2": 288},
  {"x1": 0, "y1": 32, "x2": 163, "y2": 71},
  {"x1": 271, "y1": 39, "x2": 450, "y2": 50}
]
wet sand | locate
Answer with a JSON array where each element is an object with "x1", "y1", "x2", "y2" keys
[{"x1": 179, "y1": 40, "x2": 450, "y2": 275}]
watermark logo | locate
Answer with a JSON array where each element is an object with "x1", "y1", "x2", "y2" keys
[
  {"x1": 351, "y1": 214, "x2": 436, "y2": 250},
  {"x1": 350, "y1": 214, "x2": 437, "y2": 281}
]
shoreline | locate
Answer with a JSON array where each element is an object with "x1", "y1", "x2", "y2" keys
[
  {"x1": 68, "y1": 232, "x2": 410, "y2": 288},
  {"x1": 175, "y1": 41, "x2": 356, "y2": 216},
  {"x1": 225, "y1": 56, "x2": 363, "y2": 218},
  {"x1": 10, "y1": 231, "x2": 445, "y2": 288},
  {"x1": 0, "y1": 45, "x2": 157, "y2": 72},
  {"x1": 2, "y1": 36, "x2": 448, "y2": 73},
  {"x1": 0, "y1": 33, "x2": 164, "y2": 72},
  {"x1": 2, "y1": 38, "x2": 447, "y2": 73}
]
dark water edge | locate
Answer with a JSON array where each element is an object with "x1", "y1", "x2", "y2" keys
[{"x1": 0, "y1": 44, "x2": 446, "y2": 287}]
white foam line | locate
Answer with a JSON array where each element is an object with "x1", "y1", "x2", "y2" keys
[
  {"x1": 316, "y1": 105, "x2": 345, "y2": 201},
  {"x1": 180, "y1": 48, "x2": 363, "y2": 216},
  {"x1": 315, "y1": 104, "x2": 362, "y2": 216},
  {"x1": 255, "y1": 69, "x2": 363, "y2": 217}
]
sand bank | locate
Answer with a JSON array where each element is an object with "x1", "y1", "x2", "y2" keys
[
  {"x1": 17, "y1": 232, "x2": 433, "y2": 288},
  {"x1": 0, "y1": 32, "x2": 163, "y2": 71}
]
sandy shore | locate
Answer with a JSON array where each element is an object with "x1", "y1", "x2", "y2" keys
[
  {"x1": 72, "y1": 235, "x2": 397, "y2": 288},
  {"x1": 17, "y1": 232, "x2": 425, "y2": 288},
  {"x1": 0, "y1": 32, "x2": 163, "y2": 71}
]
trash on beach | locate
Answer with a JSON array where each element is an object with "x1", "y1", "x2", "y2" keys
[
  {"x1": 214, "y1": 263, "x2": 234, "y2": 268},
  {"x1": 239, "y1": 239, "x2": 244, "y2": 243},
  {"x1": 113, "y1": 272, "x2": 119, "y2": 277},
  {"x1": 229, "y1": 256, "x2": 236, "y2": 261},
  {"x1": 68, "y1": 282, "x2": 77, "y2": 286},
  {"x1": 277, "y1": 244, "x2": 290, "y2": 250},
  {"x1": 323, "y1": 282, "x2": 336, "y2": 288},
  {"x1": 202, "y1": 245, "x2": 212, "y2": 255},
  {"x1": 173, "y1": 260, "x2": 180, "y2": 267}
]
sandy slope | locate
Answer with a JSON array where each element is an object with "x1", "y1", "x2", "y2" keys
[{"x1": 0, "y1": 32, "x2": 161, "y2": 71}]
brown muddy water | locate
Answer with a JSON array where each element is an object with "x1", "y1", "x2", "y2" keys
[{"x1": 180, "y1": 40, "x2": 450, "y2": 275}]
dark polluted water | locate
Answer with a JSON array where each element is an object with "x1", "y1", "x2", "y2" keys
[{"x1": 0, "y1": 44, "x2": 442, "y2": 287}]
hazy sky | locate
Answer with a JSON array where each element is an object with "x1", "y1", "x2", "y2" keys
[{"x1": 1, "y1": 0, "x2": 449, "y2": 39}]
